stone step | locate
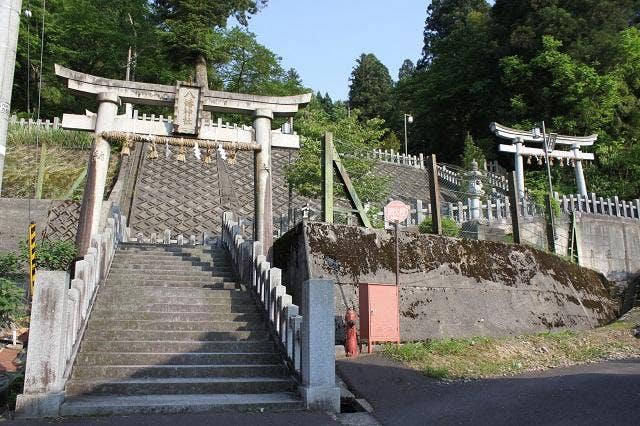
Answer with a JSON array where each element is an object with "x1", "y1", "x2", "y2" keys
[
  {"x1": 98, "y1": 286, "x2": 245, "y2": 297},
  {"x1": 107, "y1": 273, "x2": 236, "y2": 282},
  {"x1": 92, "y1": 302, "x2": 260, "y2": 314},
  {"x1": 90, "y1": 311, "x2": 263, "y2": 322},
  {"x1": 83, "y1": 329, "x2": 270, "y2": 342},
  {"x1": 113, "y1": 253, "x2": 227, "y2": 261},
  {"x1": 107, "y1": 271, "x2": 236, "y2": 280},
  {"x1": 95, "y1": 295, "x2": 252, "y2": 308},
  {"x1": 80, "y1": 340, "x2": 276, "y2": 354},
  {"x1": 105, "y1": 281, "x2": 239, "y2": 290},
  {"x1": 87, "y1": 319, "x2": 266, "y2": 332},
  {"x1": 59, "y1": 393, "x2": 303, "y2": 417},
  {"x1": 75, "y1": 352, "x2": 281, "y2": 367},
  {"x1": 66, "y1": 377, "x2": 295, "y2": 397},
  {"x1": 114, "y1": 248, "x2": 225, "y2": 257},
  {"x1": 110, "y1": 264, "x2": 233, "y2": 273},
  {"x1": 71, "y1": 364, "x2": 287, "y2": 380}
]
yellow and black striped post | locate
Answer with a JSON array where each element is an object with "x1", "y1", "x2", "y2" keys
[{"x1": 28, "y1": 222, "x2": 37, "y2": 299}]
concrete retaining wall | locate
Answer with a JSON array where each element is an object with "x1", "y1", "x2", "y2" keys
[{"x1": 274, "y1": 223, "x2": 618, "y2": 342}]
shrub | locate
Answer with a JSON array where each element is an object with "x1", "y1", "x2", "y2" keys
[
  {"x1": 419, "y1": 217, "x2": 461, "y2": 237},
  {"x1": 0, "y1": 278, "x2": 26, "y2": 326},
  {"x1": 0, "y1": 252, "x2": 21, "y2": 277},
  {"x1": 20, "y1": 239, "x2": 77, "y2": 271}
]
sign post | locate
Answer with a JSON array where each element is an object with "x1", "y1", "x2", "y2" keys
[{"x1": 384, "y1": 200, "x2": 409, "y2": 345}]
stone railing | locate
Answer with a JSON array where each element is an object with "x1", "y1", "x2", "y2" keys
[
  {"x1": 556, "y1": 192, "x2": 640, "y2": 220},
  {"x1": 221, "y1": 212, "x2": 339, "y2": 411},
  {"x1": 369, "y1": 149, "x2": 509, "y2": 194},
  {"x1": 374, "y1": 196, "x2": 539, "y2": 228},
  {"x1": 16, "y1": 206, "x2": 129, "y2": 418},
  {"x1": 9, "y1": 115, "x2": 62, "y2": 129}
]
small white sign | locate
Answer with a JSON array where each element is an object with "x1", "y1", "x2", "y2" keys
[{"x1": 384, "y1": 200, "x2": 410, "y2": 223}]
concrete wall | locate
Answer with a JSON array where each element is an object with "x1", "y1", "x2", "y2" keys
[
  {"x1": 0, "y1": 198, "x2": 53, "y2": 252},
  {"x1": 274, "y1": 223, "x2": 618, "y2": 342},
  {"x1": 576, "y1": 213, "x2": 640, "y2": 283}
]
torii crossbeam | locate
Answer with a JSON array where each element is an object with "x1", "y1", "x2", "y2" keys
[{"x1": 55, "y1": 65, "x2": 312, "y2": 257}]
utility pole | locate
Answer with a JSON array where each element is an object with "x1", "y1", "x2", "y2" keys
[{"x1": 0, "y1": 0, "x2": 23, "y2": 195}]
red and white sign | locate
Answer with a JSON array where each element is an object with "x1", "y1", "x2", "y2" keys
[{"x1": 384, "y1": 200, "x2": 410, "y2": 223}]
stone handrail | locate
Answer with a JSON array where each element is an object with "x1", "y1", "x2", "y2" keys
[
  {"x1": 16, "y1": 205, "x2": 129, "y2": 418},
  {"x1": 222, "y1": 212, "x2": 303, "y2": 374},
  {"x1": 221, "y1": 211, "x2": 339, "y2": 411}
]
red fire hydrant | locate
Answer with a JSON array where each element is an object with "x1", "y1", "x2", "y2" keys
[{"x1": 345, "y1": 308, "x2": 359, "y2": 357}]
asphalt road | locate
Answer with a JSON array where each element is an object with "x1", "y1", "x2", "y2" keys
[
  {"x1": 337, "y1": 355, "x2": 640, "y2": 426},
  {"x1": 10, "y1": 357, "x2": 639, "y2": 425}
]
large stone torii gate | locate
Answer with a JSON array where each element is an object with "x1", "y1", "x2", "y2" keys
[
  {"x1": 490, "y1": 122, "x2": 596, "y2": 198},
  {"x1": 54, "y1": 65, "x2": 311, "y2": 257}
]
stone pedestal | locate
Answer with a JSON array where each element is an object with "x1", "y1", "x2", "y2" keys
[
  {"x1": 15, "y1": 271, "x2": 70, "y2": 418},
  {"x1": 300, "y1": 279, "x2": 340, "y2": 412}
]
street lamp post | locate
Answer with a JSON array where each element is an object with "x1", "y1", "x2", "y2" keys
[{"x1": 403, "y1": 114, "x2": 413, "y2": 155}]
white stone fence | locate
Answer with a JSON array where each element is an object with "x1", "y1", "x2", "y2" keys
[
  {"x1": 9, "y1": 115, "x2": 62, "y2": 129},
  {"x1": 221, "y1": 211, "x2": 339, "y2": 411},
  {"x1": 369, "y1": 149, "x2": 509, "y2": 193},
  {"x1": 16, "y1": 206, "x2": 129, "y2": 418},
  {"x1": 556, "y1": 192, "x2": 640, "y2": 220},
  {"x1": 374, "y1": 196, "x2": 539, "y2": 228}
]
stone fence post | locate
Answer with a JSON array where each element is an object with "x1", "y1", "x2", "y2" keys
[
  {"x1": 16, "y1": 271, "x2": 70, "y2": 417},
  {"x1": 300, "y1": 279, "x2": 340, "y2": 412}
]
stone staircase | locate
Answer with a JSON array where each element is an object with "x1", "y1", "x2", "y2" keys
[{"x1": 60, "y1": 243, "x2": 302, "y2": 416}]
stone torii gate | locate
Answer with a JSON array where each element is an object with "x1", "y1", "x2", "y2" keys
[
  {"x1": 490, "y1": 122, "x2": 596, "y2": 198},
  {"x1": 54, "y1": 65, "x2": 311, "y2": 257}
]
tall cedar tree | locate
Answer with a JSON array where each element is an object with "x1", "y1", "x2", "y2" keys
[
  {"x1": 152, "y1": 0, "x2": 268, "y2": 88},
  {"x1": 348, "y1": 53, "x2": 394, "y2": 124}
]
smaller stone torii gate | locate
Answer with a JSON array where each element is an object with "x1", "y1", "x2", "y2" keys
[
  {"x1": 54, "y1": 65, "x2": 311, "y2": 257},
  {"x1": 490, "y1": 122, "x2": 596, "y2": 198}
]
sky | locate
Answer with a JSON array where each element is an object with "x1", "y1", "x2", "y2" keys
[{"x1": 244, "y1": 0, "x2": 428, "y2": 100}]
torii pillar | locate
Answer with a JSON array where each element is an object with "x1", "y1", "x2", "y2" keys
[
  {"x1": 75, "y1": 93, "x2": 120, "y2": 254},
  {"x1": 253, "y1": 109, "x2": 273, "y2": 258}
]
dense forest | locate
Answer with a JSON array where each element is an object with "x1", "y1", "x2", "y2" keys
[{"x1": 10, "y1": 0, "x2": 640, "y2": 199}]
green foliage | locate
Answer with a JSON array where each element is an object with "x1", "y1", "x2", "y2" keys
[
  {"x1": 462, "y1": 132, "x2": 485, "y2": 169},
  {"x1": 285, "y1": 98, "x2": 391, "y2": 203},
  {"x1": 216, "y1": 27, "x2": 306, "y2": 96},
  {"x1": 0, "y1": 279, "x2": 27, "y2": 326},
  {"x1": 0, "y1": 252, "x2": 21, "y2": 277},
  {"x1": 419, "y1": 217, "x2": 461, "y2": 237},
  {"x1": 152, "y1": 0, "x2": 267, "y2": 64},
  {"x1": 395, "y1": 0, "x2": 640, "y2": 199},
  {"x1": 348, "y1": 53, "x2": 395, "y2": 124},
  {"x1": 20, "y1": 240, "x2": 77, "y2": 271},
  {"x1": 379, "y1": 131, "x2": 401, "y2": 152}
]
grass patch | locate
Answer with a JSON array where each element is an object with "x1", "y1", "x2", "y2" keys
[
  {"x1": 2, "y1": 139, "x2": 119, "y2": 200},
  {"x1": 384, "y1": 321, "x2": 640, "y2": 380}
]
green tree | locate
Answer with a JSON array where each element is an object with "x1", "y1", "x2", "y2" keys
[
  {"x1": 151, "y1": 0, "x2": 268, "y2": 88},
  {"x1": 348, "y1": 53, "x2": 394, "y2": 124},
  {"x1": 462, "y1": 132, "x2": 485, "y2": 168},
  {"x1": 216, "y1": 27, "x2": 300, "y2": 95},
  {"x1": 285, "y1": 98, "x2": 391, "y2": 203},
  {"x1": 398, "y1": 59, "x2": 415, "y2": 80}
]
